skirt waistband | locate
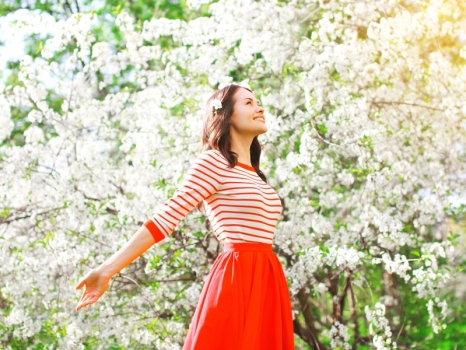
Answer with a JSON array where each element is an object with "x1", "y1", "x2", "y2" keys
[{"x1": 222, "y1": 242, "x2": 272, "y2": 252}]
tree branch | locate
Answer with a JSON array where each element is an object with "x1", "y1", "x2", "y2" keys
[
  {"x1": 337, "y1": 271, "x2": 352, "y2": 322},
  {"x1": 296, "y1": 288, "x2": 327, "y2": 350}
]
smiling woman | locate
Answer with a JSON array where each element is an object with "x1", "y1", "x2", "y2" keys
[
  {"x1": 75, "y1": 84, "x2": 295, "y2": 349},
  {"x1": 199, "y1": 85, "x2": 267, "y2": 179}
]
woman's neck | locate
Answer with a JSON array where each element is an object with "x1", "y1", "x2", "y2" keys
[{"x1": 230, "y1": 130, "x2": 254, "y2": 165}]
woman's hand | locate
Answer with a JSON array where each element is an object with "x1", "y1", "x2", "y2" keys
[
  {"x1": 74, "y1": 225, "x2": 155, "y2": 311},
  {"x1": 75, "y1": 268, "x2": 111, "y2": 311}
]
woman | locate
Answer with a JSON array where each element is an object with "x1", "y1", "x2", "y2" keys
[{"x1": 75, "y1": 84, "x2": 295, "y2": 349}]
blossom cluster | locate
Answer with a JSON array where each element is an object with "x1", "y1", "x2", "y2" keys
[{"x1": 365, "y1": 303, "x2": 397, "y2": 350}]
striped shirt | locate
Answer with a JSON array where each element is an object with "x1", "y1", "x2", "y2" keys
[{"x1": 144, "y1": 149, "x2": 283, "y2": 244}]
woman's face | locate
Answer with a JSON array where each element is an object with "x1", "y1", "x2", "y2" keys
[{"x1": 229, "y1": 88, "x2": 267, "y2": 136}]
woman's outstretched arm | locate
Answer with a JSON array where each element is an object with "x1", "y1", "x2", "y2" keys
[
  {"x1": 75, "y1": 224, "x2": 154, "y2": 311},
  {"x1": 75, "y1": 150, "x2": 223, "y2": 311}
]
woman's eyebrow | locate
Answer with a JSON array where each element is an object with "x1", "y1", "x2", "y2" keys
[{"x1": 243, "y1": 97, "x2": 261, "y2": 105}]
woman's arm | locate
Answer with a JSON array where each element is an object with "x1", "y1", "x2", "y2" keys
[
  {"x1": 75, "y1": 150, "x2": 223, "y2": 311},
  {"x1": 75, "y1": 225, "x2": 154, "y2": 311},
  {"x1": 95, "y1": 224, "x2": 155, "y2": 278}
]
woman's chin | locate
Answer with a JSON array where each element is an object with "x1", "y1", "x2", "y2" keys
[{"x1": 255, "y1": 125, "x2": 268, "y2": 136}]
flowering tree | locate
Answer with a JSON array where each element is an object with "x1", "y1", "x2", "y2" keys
[{"x1": 1, "y1": 0, "x2": 465, "y2": 349}]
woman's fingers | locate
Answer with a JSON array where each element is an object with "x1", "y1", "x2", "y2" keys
[
  {"x1": 76, "y1": 296, "x2": 93, "y2": 311},
  {"x1": 75, "y1": 270, "x2": 93, "y2": 290},
  {"x1": 76, "y1": 291, "x2": 101, "y2": 311},
  {"x1": 75, "y1": 278, "x2": 86, "y2": 290},
  {"x1": 76, "y1": 293, "x2": 90, "y2": 311},
  {"x1": 80, "y1": 292, "x2": 93, "y2": 305}
]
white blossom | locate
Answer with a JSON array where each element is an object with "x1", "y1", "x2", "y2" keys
[{"x1": 210, "y1": 98, "x2": 222, "y2": 110}]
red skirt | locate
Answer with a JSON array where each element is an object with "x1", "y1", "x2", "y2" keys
[{"x1": 183, "y1": 242, "x2": 294, "y2": 349}]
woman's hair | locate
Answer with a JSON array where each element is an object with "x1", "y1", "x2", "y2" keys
[{"x1": 201, "y1": 84, "x2": 267, "y2": 183}]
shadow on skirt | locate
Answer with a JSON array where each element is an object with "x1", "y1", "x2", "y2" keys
[{"x1": 183, "y1": 242, "x2": 294, "y2": 350}]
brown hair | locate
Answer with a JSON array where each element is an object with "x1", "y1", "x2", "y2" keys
[{"x1": 196, "y1": 84, "x2": 267, "y2": 212}]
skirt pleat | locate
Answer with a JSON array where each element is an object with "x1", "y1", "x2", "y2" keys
[{"x1": 183, "y1": 242, "x2": 294, "y2": 350}]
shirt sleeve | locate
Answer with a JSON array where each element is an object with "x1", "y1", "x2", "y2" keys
[{"x1": 143, "y1": 150, "x2": 223, "y2": 243}]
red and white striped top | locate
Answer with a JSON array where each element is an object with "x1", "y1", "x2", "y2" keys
[{"x1": 144, "y1": 149, "x2": 283, "y2": 244}]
